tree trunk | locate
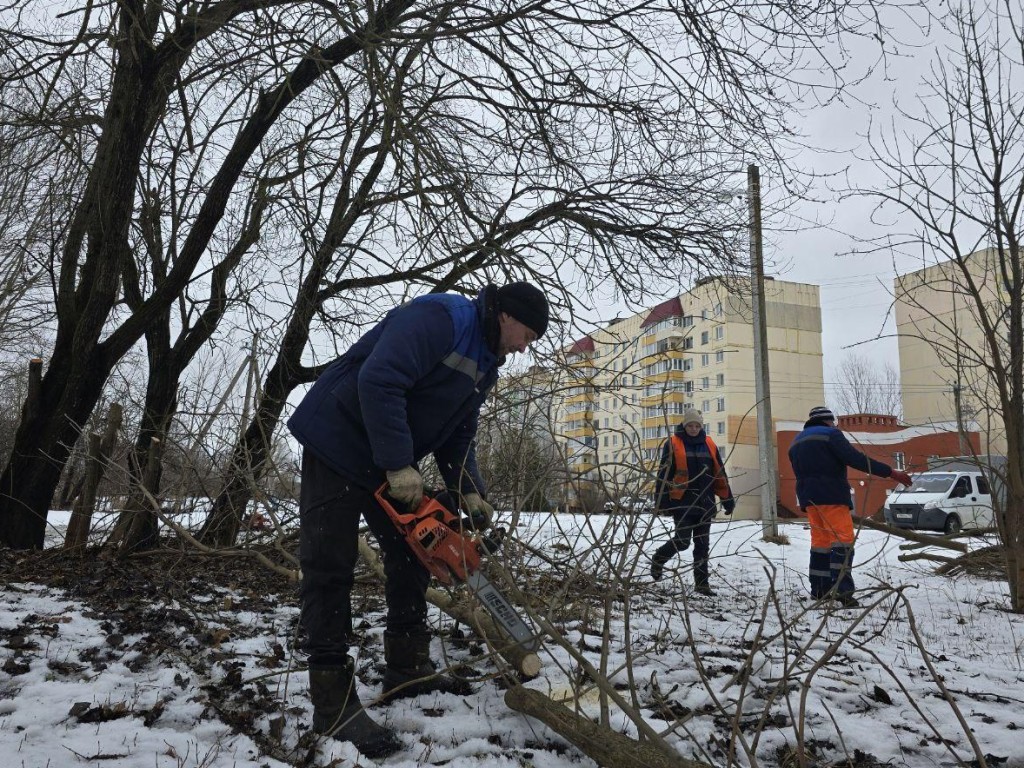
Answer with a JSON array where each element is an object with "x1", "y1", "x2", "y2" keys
[
  {"x1": 57, "y1": 464, "x2": 86, "y2": 511},
  {"x1": 122, "y1": 436, "x2": 166, "y2": 552},
  {"x1": 199, "y1": 369, "x2": 296, "y2": 546},
  {"x1": 107, "y1": 436, "x2": 166, "y2": 551},
  {"x1": 0, "y1": 356, "x2": 110, "y2": 548},
  {"x1": 63, "y1": 433, "x2": 102, "y2": 551},
  {"x1": 503, "y1": 686, "x2": 709, "y2": 768},
  {"x1": 64, "y1": 403, "x2": 123, "y2": 550}
]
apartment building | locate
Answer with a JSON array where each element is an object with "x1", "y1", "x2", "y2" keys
[
  {"x1": 895, "y1": 248, "x2": 1010, "y2": 455},
  {"x1": 554, "y1": 276, "x2": 825, "y2": 516}
]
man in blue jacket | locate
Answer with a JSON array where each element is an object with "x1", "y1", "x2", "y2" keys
[
  {"x1": 650, "y1": 409, "x2": 735, "y2": 595},
  {"x1": 288, "y1": 282, "x2": 549, "y2": 756},
  {"x1": 788, "y1": 406, "x2": 912, "y2": 608}
]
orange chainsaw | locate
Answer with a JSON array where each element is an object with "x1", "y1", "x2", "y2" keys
[{"x1": 374, "y1": 484, "x2": 538, "y2": 650}]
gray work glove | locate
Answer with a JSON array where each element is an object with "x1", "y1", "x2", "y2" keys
[
  {"x1": 386, "y1": 466, "x2": 423, "y2": 508},
  {"x1": 462, "y1": 493, "x2": 494, "y2": 530}
]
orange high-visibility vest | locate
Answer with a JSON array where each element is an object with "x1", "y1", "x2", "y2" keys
[{"x1": 668, "y1": 434, "x2": 731, "y2": 500}]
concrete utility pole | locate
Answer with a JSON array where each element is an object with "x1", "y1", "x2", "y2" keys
[
  {"x1": 748, "y1": 164, "x2": 779, "y2": 538},
  {"x1": 952, "y1": 381, "x2": 970, "y2": 455}
]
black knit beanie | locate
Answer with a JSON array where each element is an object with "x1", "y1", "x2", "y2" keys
[{"x1": 497, "y1": 282, "x2": 549, "y2": 338}]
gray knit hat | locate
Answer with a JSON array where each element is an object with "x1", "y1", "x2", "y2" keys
[
  {"x1": 682, "y1": 408, "x2": 703, "y2": 427},
  {"x1": 808, "y1": 406, "x2": 835, "y2": 422}
]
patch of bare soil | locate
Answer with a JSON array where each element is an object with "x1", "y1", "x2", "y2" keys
[{"x1": 0, "y1": 545, "x2": 387, "y2": 767}]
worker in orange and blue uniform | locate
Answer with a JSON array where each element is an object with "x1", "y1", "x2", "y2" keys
[
  {"x1": 788, "y1": 406, "x2": 912, "y2": 607},
  {"x1": 651, "y1": 409, "x2": 734, "y2": 595}
]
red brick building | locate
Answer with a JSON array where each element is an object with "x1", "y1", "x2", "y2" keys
[{"x1": 776, "y1": 414, "x2": 980, "y2": 519}]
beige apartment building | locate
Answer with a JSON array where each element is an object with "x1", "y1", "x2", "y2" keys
[
  {"x1": 554, "y1": 276, "x2": 825, "y2": 516},
  {"x1": 895, "y1": 248, "x2": 1011, "y2": 455}
]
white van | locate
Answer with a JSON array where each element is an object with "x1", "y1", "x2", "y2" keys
[{"x1": 883, "y1": 471, "x2": 994, "y2": 534}]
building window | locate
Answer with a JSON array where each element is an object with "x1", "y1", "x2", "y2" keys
[
  {"x1": 701, "y1": 331, "x2": 709, "y2": 345},
  {"x1": 715, "y1": 351, "x2": 725, "y2": 364},
  {"x1": 702, "y1": 399, "x2": 711, "y2": 412},
  {"x1": 683, "y1": 358, "x2": 693, "y2": 371},
  {"x1": 894, "y1": 451, "x2": 905, "y2": 470},
  {"x1": 603, "y1": 436, "x2": 609, "y2": 447},
  {"x1": 683, "y1": 336, "x2": 693, "y2": 349},
  {"x1": 717, "y1": 397, "x2": 725, "y2": 412},
  {"x1": 714, "y1": 325, "x2": 724, "y2": 340},
  {"x1": 701, "y1": 354, "x2": 710, "y2": 367},
  {"x1": 714, "y1": 302, "x2": 723, "y2": 317},
  {"x1": 701, "y1": 376, "x2": 710, "y2": 390},
  {"x1": 716, "y1": 373, "x2": 725, "y2": 387},
  {"x1": 717, "y1": 422, "x2": 725, "y2": 435}
]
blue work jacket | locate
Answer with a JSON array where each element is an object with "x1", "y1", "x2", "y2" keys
[
  {"x1": 788, "y1": 423, "x2": 894, "y2": 508},
  {"x1": 288, "y1": 289, "x2": 499, "y2": 494}
]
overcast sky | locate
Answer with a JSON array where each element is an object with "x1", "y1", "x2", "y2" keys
[
  {"x1": 566, "y1": 5, "x2": 961, "y2": 392},
  {"x1": 761, "y1": 6, "x2": 950, "y2": 382}
]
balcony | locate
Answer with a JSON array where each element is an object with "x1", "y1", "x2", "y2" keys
[
  {"x1": 640, "y1": 388, "x2": 688, "y2": 406},
  {"x1": 564, "y1": 390, "x2": 595, "y2": 406},
  {"x1": 640, "y1": 367, "x2": 687, "y2": 386},
  {"x1": 562, "y1": 407, "x2": 593, "y2": 421},
  {"x1": 642, "y1": 413, "x2": 685, "y2": 430},
  {"x1": 563, "y1": 423, "x2": 595, "y2": 440},
  {"x1": 570, "y1": 458, "x2": 597, "y2": 474}
]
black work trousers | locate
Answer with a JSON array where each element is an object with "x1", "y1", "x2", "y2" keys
[
  {"x1": 652, "y1": 508, "x2": 713, "y2": 587},
  {"x1": 298, "y1": 451, "x2": 429, "y2": 666}
]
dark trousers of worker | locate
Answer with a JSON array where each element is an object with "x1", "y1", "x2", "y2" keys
[
  {"x1": 805, "y1": 503, "x2": 856, "y2": 599},
  {"x1": 298, "y1": 451, "x2": 429, "y2": 666},
  {"x1": 652, "y1": 509, "x2": 713, "y2": 587}
]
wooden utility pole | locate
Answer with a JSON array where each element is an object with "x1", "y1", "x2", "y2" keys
[{"x1": 748, "y1": 165, "x2": 778, "y2": 537}]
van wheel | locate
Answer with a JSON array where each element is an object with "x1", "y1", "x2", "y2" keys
[{"x1": 944, "y1": 514, "x2": 962, "y2": 535}]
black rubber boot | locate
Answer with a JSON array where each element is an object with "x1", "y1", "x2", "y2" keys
[
  {"x1": 835, "y1": 593, "x2": 860, "y2": 608},
  {"x1": 695, "y1": 583, "x2": 715, "y2": 596},
  {"x1": 309, "y1": 661, "x2": 402, "y2": 757},
  {"x1": 382, "y1": 632, "x2": 473, "y2": 699}
]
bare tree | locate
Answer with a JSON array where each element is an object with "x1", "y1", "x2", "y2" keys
[
  {"x1": 864, "y1": 1, "x2": 1024, "y2": 611},
  {"x1": 0, "y1": 0, "x2": 923, "y2": 549},
  {"x1": 830, "y1": 352, "x2": 903, "y2": 418},
  {"x1": 194, "y1": 1, "x2": 920, "y2": 544}
]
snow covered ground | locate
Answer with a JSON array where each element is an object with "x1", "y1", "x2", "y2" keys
[{"x1": 1, "y1": 511, "x2": 1021, "y2": 767}]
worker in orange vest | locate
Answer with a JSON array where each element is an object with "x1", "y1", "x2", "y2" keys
[{"x1": 651, "y1": 409, "x2": 734, "y2": 594}]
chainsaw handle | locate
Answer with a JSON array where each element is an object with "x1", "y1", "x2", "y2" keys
[{"x1": 375, "y1": 482, "x2": 424, "y2": 515}]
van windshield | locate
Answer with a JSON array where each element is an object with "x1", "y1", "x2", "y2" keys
[{"x1": 903, "y1": 473, "x2": 956, "y2": 494}]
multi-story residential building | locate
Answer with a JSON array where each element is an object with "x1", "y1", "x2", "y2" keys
[
  {"x1": 554, "y1": 276, "x2": 825, "y2": 516},
  {"x1": 895, "y1": 248, "x2": 1009, "y2": 455}
]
